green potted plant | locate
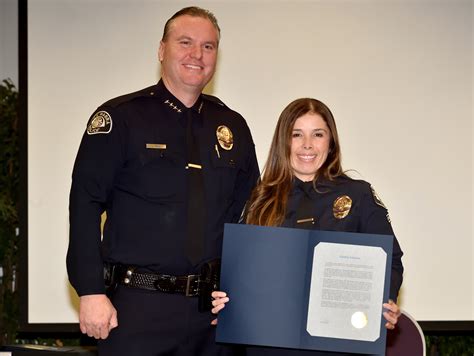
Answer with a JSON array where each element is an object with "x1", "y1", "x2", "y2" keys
[{"x1": 0, "y1": 78, "x2": 20, "y2": 345}]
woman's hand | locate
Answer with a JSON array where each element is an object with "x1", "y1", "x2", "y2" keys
[
  {"x1": 383, "y1": 299, "x2": 401, "y2": 330},
  {"x1": 210, "y1": 291, "x2": 230, "y2": 325}
]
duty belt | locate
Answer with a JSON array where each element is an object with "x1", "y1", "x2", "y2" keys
[
  {"x1": 120, "y1": 268, "x2": 201, "y2": 296},
  {"x1": 104, "y1": 260, "x2": 220, "y2": 311}
]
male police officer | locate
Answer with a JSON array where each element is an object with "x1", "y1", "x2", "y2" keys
[{"x1": 67, "y1": 7, "x2": 259, "y2": 355}]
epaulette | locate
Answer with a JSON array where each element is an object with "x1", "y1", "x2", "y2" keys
[
  {"x1": 202, "y1": 94, "x2": 227, "y2": 108},
  {"x1": 102, "y1": 85, "x2": 157, "y2": 108}
]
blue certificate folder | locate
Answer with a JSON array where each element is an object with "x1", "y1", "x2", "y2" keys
[{"x1": 216, "y1": 224, "x2": 394, "y2": 355}]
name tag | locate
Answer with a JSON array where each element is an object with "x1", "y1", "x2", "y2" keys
[{"x1": 146, "y1": 143, "x2": 167, "y2": 150}]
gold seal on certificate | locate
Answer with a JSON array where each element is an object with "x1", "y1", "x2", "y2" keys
[{"x1": 351, "y1": 311, "x2": 368, "y2": 329}]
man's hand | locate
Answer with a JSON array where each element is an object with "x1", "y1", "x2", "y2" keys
[{"x1": 79, "y1": 294, "x2": 118, "y2": 339}]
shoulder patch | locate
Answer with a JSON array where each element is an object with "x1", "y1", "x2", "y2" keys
[
  {"x1": 370, "y1": 185, "x2": 386, "y2": 209},
  {"x1": 87, "y1": 111, "x2": 112, "y2": 135}
]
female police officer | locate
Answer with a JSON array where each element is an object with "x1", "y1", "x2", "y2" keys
[{"x1": 211, "y1": 98, "x2": 404, "y2": 355}]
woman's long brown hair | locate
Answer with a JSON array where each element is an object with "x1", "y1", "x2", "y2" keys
[{"x1": 245, "y1": 98, "x2": 344, "y2": 226}]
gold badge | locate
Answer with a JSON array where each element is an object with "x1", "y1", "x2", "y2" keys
[
  {"x1": 216, "y1": 125, "x2": 233, "y2": 150},
  {"x1": 370, "y1": 186, "x2": 386, "y2": 209},
  {"x1": 333, "y1": 195, "x2": 352, "y2": 219},
  {"x1": 87, "y1": 111, "x2": 112, "y2": 135}
]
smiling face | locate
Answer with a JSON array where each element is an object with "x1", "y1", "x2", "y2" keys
[
  {"x1": 159, "y1": 15, "x2": 218, "y2": 99},
  {"x1": 290, "y1": 113, "x2": 331, "y2": 182}
]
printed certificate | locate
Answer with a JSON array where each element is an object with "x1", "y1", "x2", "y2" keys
[{"x1": 216, "y1": 224, "x2": 393, "y2": 355}]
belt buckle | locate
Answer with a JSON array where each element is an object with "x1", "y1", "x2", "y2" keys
[{"x1": 185, "y1": 274, "x2": 199, "y2": 297}]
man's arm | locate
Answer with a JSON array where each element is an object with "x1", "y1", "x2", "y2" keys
[{"x1": 67, "y1": 107, "x2": 125, "y2": 337}]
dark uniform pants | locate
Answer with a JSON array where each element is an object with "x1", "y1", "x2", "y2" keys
[{"x1": 98, "y1": 286, "x2": 243, "y2": 356}]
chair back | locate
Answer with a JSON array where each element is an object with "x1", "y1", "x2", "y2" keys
[{"x1": 386, "y1": 309, "x2": 426, "y2": 356}]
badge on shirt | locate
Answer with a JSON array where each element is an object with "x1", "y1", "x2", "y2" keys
[
  {"x1": 216, "y1": 125, "x2": 233, "y2": 150},
  {"x1": 87, "y1": 111, "x2": 112, "y2": 135},
  {"x1": 333, "y1": 195, "x2": 352, "y2": 219},
  {"x1": 370, "y1": 186, "x2": 386, "y2": 209}
]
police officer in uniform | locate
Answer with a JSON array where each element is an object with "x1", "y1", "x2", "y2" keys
[
  {"x1": 67, "y1": 7, "x2": 259, "y2": 356},
  {"x1": 211, "y1": 98, "x2": 403, "y2": 355}
]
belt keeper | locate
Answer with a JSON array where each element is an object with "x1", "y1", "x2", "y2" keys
[{"x1": 123, "y1": 268, "x2": 134, "y2": 285}]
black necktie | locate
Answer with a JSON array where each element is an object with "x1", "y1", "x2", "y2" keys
[
  {"x1": 185, "y1": 109, "x2": 206, "y2": 266},
  {"x1": 294, "y1": 181, "x2": 315, "y2": 229}
]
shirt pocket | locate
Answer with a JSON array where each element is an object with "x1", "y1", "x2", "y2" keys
[
  {"x1": 208, "y1": 149, "x2": 242, "y2": 201},
  {"x1": 318, "y1": 209, "x2": 361, "y2": 233},
  {"x1": 138, "y1": 148, "x2": 185, "y2": 199}
]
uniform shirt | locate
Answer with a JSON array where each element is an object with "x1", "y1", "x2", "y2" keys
[
  {"x1": 284, "y1": 176, "x2": 404, "y2": 301},
  {"x1": 67, "y1": 80, "x2": 260, "y2": 296},
  {"x1": 246, "y1": 176, "x2": 404, "y2": 356}
]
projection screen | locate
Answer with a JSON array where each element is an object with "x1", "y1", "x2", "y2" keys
[{"x1": 23, "y1": 0, "x2": 473, "y2": 329}]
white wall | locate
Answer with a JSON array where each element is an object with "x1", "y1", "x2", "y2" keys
[
  {"x1": 0, "y1": 0, "x2": 18, "y2": 85},
  {"x1": 471, "y1": 0, "x2": 474, "y2": 320},
  {"x1": 27, "y1": 0, "x2": 473, "y2": 324}
]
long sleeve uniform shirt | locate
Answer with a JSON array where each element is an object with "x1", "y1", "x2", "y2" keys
[
  {"x1": 67, "y1": 80, "x2": 260, "y2": 296},
  {"x1": 284, "y1": 177, "x2": 404, "y2": 301}
]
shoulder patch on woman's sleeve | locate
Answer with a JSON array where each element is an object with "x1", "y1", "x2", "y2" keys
[
  {"x1": 87, "y1": 111, "x2": 112, "y2": 135},
  {"x1": 370, "y1": 185, "x2": 386, "y2": 209}
]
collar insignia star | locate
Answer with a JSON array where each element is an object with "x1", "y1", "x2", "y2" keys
[{"x1": 164, "y1": 99, "x2": 182, "y2": 113}]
